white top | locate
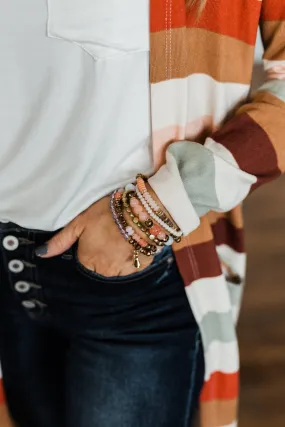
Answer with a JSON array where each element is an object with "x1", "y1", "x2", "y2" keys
[{"x1": 0, "y1": 0, "x2": 153, "y2": 230}]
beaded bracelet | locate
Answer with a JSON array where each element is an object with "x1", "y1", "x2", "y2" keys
[
  {"x1": 136, "y1": 175, "x2": 183, "y2": 239},
  {"x1": 112, "y1": 190, "x2": 155, "y2": 253},
  {"x1": 122, "y1": 190, "x2": 172, "y2": 247},
  {"x1": 129, "y1": 196, "x2": 168, "y2": 242},
  {"x1": 136, "y1": 186, "x2": 181, "y2": 243},
  {"x1": 122, "y1": 183, "x2": 175, "y2": 242},
  {"x1": 111, "y1": 191, "x2": 157, "y2": 268}
]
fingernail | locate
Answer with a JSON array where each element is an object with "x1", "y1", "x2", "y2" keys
[{"x1": 35, "y1": 244, "x2": 48, "y2": 257}]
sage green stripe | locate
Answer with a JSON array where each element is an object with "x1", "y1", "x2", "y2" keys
[
  {"x1": 200, "y1": 311, "x2": 236, "y2": 351},
  {"x1": 258, "y1": 80, "x2": 285, "y2": 103},
  {"x1": 168, "y1": 141, "x2": 219, "y2": 216}
]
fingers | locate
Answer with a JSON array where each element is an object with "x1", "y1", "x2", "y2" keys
[{"x1": 35, "y1": 220, "x2": 83, "y2": 258}]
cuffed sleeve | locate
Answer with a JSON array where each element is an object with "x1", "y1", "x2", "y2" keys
[{"x1": 149, "y1": 1, "x2": 285, "y2": 234}]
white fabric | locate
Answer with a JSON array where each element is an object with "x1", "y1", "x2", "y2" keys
[
  {"x1": 205, "y1": 138, "x2": 257, "y2": 212},
  {"x1": 204, "y1": 341, "x2": 239, "y2": 381},
  {"x1": 216, "y1": 244, "x2": 247, "y2": 279},
  {"x1": 185, "y1": 275, "x2": 232, "y2": 323},
  {"x1": 151, "y1": 74, "x2": 250, "y2": 131},
  {"x1": 149, "y1": 151, "x2": 200, "y2": 235},
  {"x1": 0, "y1": 0, "x2": 153, "y2": 230}
]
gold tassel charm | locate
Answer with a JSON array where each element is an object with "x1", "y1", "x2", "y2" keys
[{"x1": 133, "y1": 250, "x2": 141, "y2": 269}]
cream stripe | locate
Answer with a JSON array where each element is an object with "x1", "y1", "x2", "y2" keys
[
  {"x1": 185, "y1": 275, "x2": 232, "y2": 323},
  {"x1": 204, "y1": 139, "x2": 239, "y2": 167},
  {"x1": 211, "y1": 150, "x2": 255, "y2": 209},
  {"x1": 151, "y1": 74, "x2": 250, "y2": 132},
  {"x1": 216, "y1": 244, "x2": 247, "y2": 278},
  {"x1": 204, "y1": 341, "x2": 239, "y2": 381},
  {"x1": 205, "y1": 138, "x2": 257, "y2": 211}
]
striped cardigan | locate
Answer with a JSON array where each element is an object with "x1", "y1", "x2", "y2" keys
[
  {"x1": 1, "y1": 1, "x2": 284, "y2": 427},
  {"x1": 149, "y1": 1, "x2": 285, "y2": 426}
]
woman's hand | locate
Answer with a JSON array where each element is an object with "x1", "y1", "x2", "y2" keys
[{"x1": 35, "y1": 196, "x2": 153, "y2": 277}]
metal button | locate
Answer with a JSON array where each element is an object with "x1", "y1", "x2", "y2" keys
[
  {"x1": 8, "y1": 259, "x2": 24, "y2": 273},
  {"x1": 21, "y1": 300, "x2": 36, "y2": 309},
  {"x1": 3, "y1": 236, "x2": 19, "y2": 251},
  {"x1": 14, "y1": 281, "x2": 31, "y2": 293}
]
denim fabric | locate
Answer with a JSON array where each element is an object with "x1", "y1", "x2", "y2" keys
[{"x1": 0, "y1": 223, "x2": 205, "y2": 427}]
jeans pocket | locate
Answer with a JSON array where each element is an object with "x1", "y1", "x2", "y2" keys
[
  {"x1": 73, "y1": 246, "x2": 175, "y2": 285},
  {"x1": 47, "y1": 0, "x2": 149, "y2": 60}
]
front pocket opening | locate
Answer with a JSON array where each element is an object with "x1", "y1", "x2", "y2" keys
[{"x1": 74, "y1": 247, "x2": 174, "y2": 284}]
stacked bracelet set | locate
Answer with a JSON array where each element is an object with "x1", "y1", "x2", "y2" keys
[{"x1": 110, "y1": 174, "x2": 182, "y2": 269}]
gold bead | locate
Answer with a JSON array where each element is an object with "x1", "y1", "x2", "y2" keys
[
  {"x1": 145, "y1": 219, "x2": 153, "y2": 228},
  {"x1": 133, "y1": 217, "x2": 139, "y2": 224}
]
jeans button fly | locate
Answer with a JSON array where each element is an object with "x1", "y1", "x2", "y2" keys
[
  {"x1": 21, "y1": 300, "x2": 36, "y2": 309},
  {"x1": 3, "y1": 235, "x2": 19, "y2": 251},
  {"x1": 8, "y1": 260, "x2": 24, "y2": 273},
  {"x1": 14, "y1": 281, "x2": 31, "y2": 293}
]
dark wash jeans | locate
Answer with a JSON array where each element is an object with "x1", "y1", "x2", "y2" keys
[{"x1": 0, "y1": 222, "x2": 205, "y2": 427}]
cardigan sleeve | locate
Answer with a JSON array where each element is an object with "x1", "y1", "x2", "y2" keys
[{"x1": 149, "y1": 0, "x2": 285, "y2": 236}]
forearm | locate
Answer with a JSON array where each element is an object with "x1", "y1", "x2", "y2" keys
[{"x1": 150, "y1": 2, "x2": 285, "y2": 236}]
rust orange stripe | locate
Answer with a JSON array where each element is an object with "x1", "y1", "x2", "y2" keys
[
  {"x1": 151, "y1": 0, "x2": 186, "y2": 32},
  {"x1": 151, "y1": 0, "x2": 261, "y2": 45},
  {"x1": 261, "y1": 1, "x2": 285, "y2": 20},
  {"x1": 200, "y1": 371, "x2": 239, "y2": 401},
  {"x1": 150, "y1": 28, "x2": 255, "y2": 84},
  {"x1": 187, "y1": 0, "x2": 261, "y2": 45}
]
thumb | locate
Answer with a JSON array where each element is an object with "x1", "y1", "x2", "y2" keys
[{"x1": 35, "y1": 221, "x2": 82, "y2": 258}]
